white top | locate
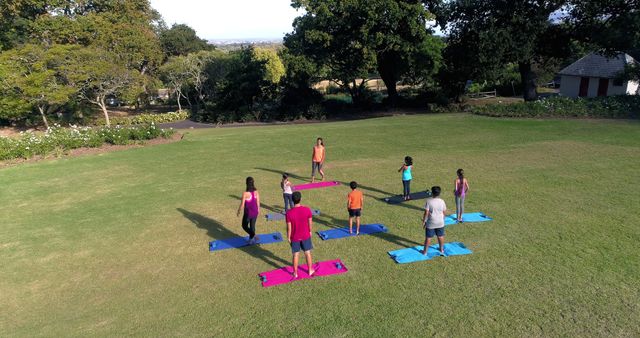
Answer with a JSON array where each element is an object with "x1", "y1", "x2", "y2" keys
[
  {"x1": 424, "y1": 197, "x2": 447, "y2": 229},
  {"x1": 282, "y1": 180, "x2": 293, "y2": 194}
]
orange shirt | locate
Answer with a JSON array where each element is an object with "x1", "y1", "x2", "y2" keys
[
  {"x1": 348, "y1": 190, "x2": 363, "y2": 209},
  {"x1": 313, "y1": 145, "x2": 325, "y2": 162}
]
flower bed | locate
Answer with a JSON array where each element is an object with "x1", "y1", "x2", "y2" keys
[
  {"x1": 471, "y1": 96, "x2": 640, "y2": 119},
  {"x1": 0, "y1": 124, "x2": 175, "y2": 161},
  {"x1": 95, "y1": 111, "x2": 189, "y2": 126}
]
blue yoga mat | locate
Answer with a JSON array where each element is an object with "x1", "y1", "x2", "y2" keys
[
  {"x1": 209, "y1": 232, "x2": 283, "y2": 252},
  {"x1": 388, "y1": 242, "x2": 472, "y2": 264},
  {"x1": 316, "y1": 223, "x2": 388, "y2": 240},
  {"x1": 265, "y1": 209, "x2": 321, "y2": 221},
  {"x1": 444, "y1": 212, "x2": 493, "y2": 226}
]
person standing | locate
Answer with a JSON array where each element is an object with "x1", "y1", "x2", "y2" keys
[
  {"x1": 347, "y1": 181, "x2": 364, "y2": 235},
  {"x1": 237, "y1": 177, "x2": 260, "y2": 244},
  {"x1": 454, "y1": 168, "x2": 470, "y2": 223},
  {"x1": 281, "y1": 173, "x2": 294, "y2": 212},
  {"x1": 285, "y1": 191, "x2": 315, "y2": 278},
  {"x1": 311, "y1": 137, "x2": 325, "y2": 183},
  {"x1": 422, "y1": 186, "x2": 447, "y2": 255},
  {"x1": 398, "y1": 156, "x2": 413, "y2": 200}
]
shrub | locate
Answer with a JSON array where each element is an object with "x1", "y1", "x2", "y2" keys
[
  {"x1": 95, "y1": 111, "x2": 189, "y2": 126},
  {"x1": 471, "y1": 95, "x2": 640, "y2": 119},
  {"x1": 0, "y1": 124, "x2": 175, "y2": 161}
]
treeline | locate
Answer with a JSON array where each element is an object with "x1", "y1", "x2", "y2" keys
[{"x1": 0, "y1": 0, "x2": 638, "y2": 128}]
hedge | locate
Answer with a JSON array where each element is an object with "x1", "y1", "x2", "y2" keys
[{"x1": 471, "y1": 95, "x2": 640, "y2": 119}]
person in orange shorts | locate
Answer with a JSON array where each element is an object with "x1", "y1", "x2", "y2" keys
[{"x1": 347, "y1": 181, "x2": 364, "y2": 235}]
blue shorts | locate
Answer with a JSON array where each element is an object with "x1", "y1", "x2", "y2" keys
[
  {"x1": 426, "y1": 227, "x2": 445, "y2": 238},
  {"x1": 291, "y1": 238, "x2": 313, "y2": 253},
  {"x1": 348, "y1": 208, "x2": 361, "y2": 217}
]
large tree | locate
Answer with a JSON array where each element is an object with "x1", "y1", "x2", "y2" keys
[
  {"x1": 285, "y1": 0, "x2": 440, "y2": 105},
  {"x1": 160, "y1": 24, "x2": 211, "y2": 58},
  {"x1": 0, "y1": 44, "x2": 79, "y2": 128},
  {"x1": 439, "y1": 0, "x2": 570, "y2": 101},
  {"x1": 66, "y1": 48, "x2": 144, "y2": 126}
]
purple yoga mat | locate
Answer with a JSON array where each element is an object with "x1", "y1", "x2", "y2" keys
[
  {"x1": 258, "y1": 259, "x2": 348, "y2": 287},
  {"x1": 292, "y1": 181, "x2": 340, "y2": 191}
]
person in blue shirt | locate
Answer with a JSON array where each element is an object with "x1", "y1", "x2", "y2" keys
[{"x1": 398, "y1": 156, "x2": 413, "y2": 200}]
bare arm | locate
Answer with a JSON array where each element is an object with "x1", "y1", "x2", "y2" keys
[
  {"x1": 255, "y1": 191, "x2": 260, "y2": 214},
  {"x1": 237, "y1": 192, "x2": 246, "y2": 216},
  {"x1": 464, "y1": 179, "x2": 470, "y2": 193},
  {"x1": 422, "y1": 209, "x2": 430, "y2": 229},
  {"x1": 287, "y1": 221, "x2": 292, "y2": 243},
  {"x1": 308, "y1": 217, "x2": 313, "y2": 236},
  {"x1": 320, "y1": 148, "x2": 325, "y2": 163},
  {"x1": 398, "y1": 165, "x2": 406, "y2": 172}
]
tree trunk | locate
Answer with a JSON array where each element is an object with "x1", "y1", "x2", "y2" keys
[
  {"x1": 37, "y1": 106, "x2": 50, "y2": 130},
  {"x1": 98, "y1": 97, "x2": 110, "y2": 126},
  {"x1": 377, "y1": 53, "x2": 399, "y2": 106},
  {"x1": 176, "y1": 90, "x2": 182, "y2": 112},
  {"x1": 519, "y1": 62, "x2": 538, "y2": 101}
]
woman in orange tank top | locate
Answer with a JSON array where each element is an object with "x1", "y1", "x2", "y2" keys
[{"x1": 311, "y1": 137, "x2": 325, "y2": 182}]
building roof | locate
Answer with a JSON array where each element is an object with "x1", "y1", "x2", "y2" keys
[{"x1": 558, "y1": 52, "x2": 636, "y2": 78}]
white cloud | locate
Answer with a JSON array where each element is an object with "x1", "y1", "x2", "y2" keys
[{"x1": 150, "y1": 0, "x2": 301, "y2": 40}]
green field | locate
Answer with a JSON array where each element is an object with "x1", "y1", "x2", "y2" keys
[{"x1": 1, "y1": 114, "x2": 639, "y2": 336}]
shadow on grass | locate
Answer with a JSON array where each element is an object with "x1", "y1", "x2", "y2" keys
[{"x1": 177, "y1": 208, "x2": 289, "y2": 269}]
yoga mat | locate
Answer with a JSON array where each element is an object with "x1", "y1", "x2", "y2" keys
[
  {"x1": 258, "y1": 259, "x2": 348, "y2": 287},
  {"x1": 388, "y1": 242, "x2": 472, "y2": 264},
  {"x1": 445, "y1": 212, "x2": 493, "y2": 226},
  {"x1": 292, "y1": 181, "x2": 340, "y2": 191},
  {"x1": 383, "y1": 191, "x2": 432, "y2": 204},
  {"x1": 316, "y1": 223, "x2": 388, "y2": 240},
  {"x1": 209, "y1": 232, "x2": 283, "y2": 252},
  {"x1": 265, "y1": 209, "x2": 321, "y2": 221}
]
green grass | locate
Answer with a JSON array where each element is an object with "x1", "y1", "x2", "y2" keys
[{"x1": 1, "y1": 114, "x2": 639, "y2": 336}]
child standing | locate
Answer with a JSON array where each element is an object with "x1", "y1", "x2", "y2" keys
[
  {"x1": 454, "y1": 169, "x2": 470, "y2": 223},
  {"x1": 285, "y1": 192, "x2": 315, "y2": 278},
  {"x1": 398, "y1": 156, "x2": 413, "y2": 200},
  {"x1": 347, "y1": 181, "x2": 364, "y2": 235},
  {"x1": 281, "y1": 173, "x2": 294, "y2": 212},
  {"x1": 422, "y1": 186, "x2": 447, "y2": 255},
  {"x1": 311, "y1": 138, "x2": 325, "y2": 183},
  {"x1": 237, "y1": 177, "x2": 260, "y2": 244}
]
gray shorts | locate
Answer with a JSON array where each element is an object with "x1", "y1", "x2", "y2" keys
[{"x1": 312, "y1": 161, "x2": 323, "y2": 176}]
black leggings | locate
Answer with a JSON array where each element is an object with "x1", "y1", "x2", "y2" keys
[{"x1": 242, "y1": 213, "x2": 256, "y2": 239}]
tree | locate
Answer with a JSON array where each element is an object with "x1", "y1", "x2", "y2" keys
[
  {"x1": 285, "y1": 0, "x2": 441, "y2": 105},
  {"x1": 159, "y1": 56, "x2": 192, "y2": 112},
  {"x1": 439, "y1": 0, "x2": 571, "y2": 101},
  {"x1": 0, "y1": 44, "x2": 78, "y2": 128},
  {"x1": 160, "y1": 24, "x2": 211, "y2": 58},
  {"x1": 66, "y1": 48, "x2": 144, "y2": 126}
]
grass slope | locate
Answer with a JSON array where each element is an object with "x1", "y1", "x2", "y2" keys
[{"x1": 1, "y1": 114, "x2": 639, "y2": 336}]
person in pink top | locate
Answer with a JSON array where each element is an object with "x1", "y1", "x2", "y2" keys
[
  {"x1": 454, "y1": 168, "x2": 470, "y2": 223},
  {"x1": 237, "y1": 177, "x2": 260, "y2": 244},
  {"x1": 285, "y1": 191, "x2": 315, "y2": 278}
]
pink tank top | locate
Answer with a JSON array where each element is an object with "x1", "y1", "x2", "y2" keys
[
  {"x1": 455, "y1": 179, "x2": 466, "y2": 197},
  {"x1": 245, "y1": 191, "x2": 259, "y2": 218}
]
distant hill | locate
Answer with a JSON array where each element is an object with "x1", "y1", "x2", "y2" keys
[{"x1": 209, "y1": 38, "x2": 283, "y2": 51}]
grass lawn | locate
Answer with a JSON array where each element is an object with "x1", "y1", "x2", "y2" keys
[{"x1": 1, "y1": 114, "x2": 639, "y2": 336}]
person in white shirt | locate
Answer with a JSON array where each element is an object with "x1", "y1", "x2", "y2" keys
[{"x1": 421, "y1": 186, "x2": 447, "y2": 255}]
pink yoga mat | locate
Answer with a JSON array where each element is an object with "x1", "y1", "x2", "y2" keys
[
  {"x1": 258, "y1": 259, "x2": 348, "y2": 287},
  {"x1": 292, "y1": 181, "x2": 340, "y2": 191}
]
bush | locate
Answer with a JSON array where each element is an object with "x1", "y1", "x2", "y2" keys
[
  {"x1": 0, "y1": 124, "x2": 176, "y2": 161},
  {"x1": 471, "y1": 95, "x2": 640, "y2": 119},
  {"x1": 95, "y1": 111, "x2": 189, "y2": 126}
]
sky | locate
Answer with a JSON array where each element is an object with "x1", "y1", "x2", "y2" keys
[{"x1": 149, "y1": 0, "x2": 301, "y2": 41}]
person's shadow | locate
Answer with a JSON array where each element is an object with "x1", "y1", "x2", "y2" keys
[{"x1": 177, "y1": 208, "x2": 289, "y2": 269}]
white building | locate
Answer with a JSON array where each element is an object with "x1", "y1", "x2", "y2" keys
[{"x1": 558, "y1": 52, "x2": 638, "y2": 98}]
